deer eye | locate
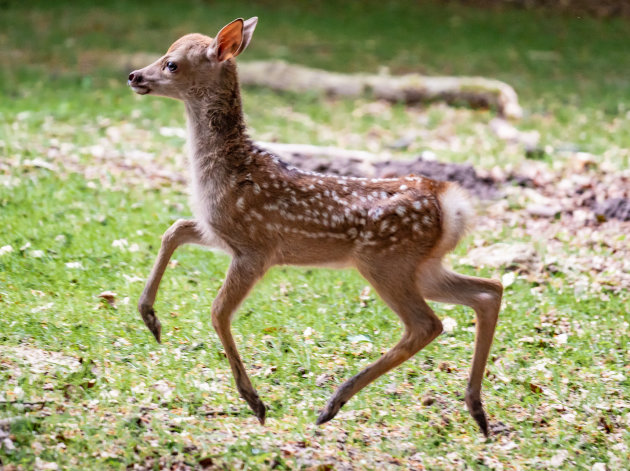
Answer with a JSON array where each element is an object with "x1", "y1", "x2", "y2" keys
[{"x1": 166, "y1": 61, "x2": 178, "y2": 72}]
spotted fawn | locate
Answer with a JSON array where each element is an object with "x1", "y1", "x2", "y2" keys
[{"x1": 128, "y1": 17, "x2": 502, "y2": 435}]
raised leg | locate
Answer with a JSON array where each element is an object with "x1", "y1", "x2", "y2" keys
[
  {"x1": 418, "y1": 260, "x2": 502, "y2": 437},
  {"x1": 211, "y1": 256, "x2": 268, "y2": 424},
  {"x1": 316, "y1": 262, "x2": 443, "y2": 425},
  {"x1": 138, "y1": 219, "x2": 205, "y2": 343}
]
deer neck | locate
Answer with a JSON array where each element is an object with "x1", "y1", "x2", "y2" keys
[
  {"x1": 184, "y1": 64, "x2": 250, "y2": 180},
  {"x1": 183, "y1": 64, "x2": 254, "y2": 229}
]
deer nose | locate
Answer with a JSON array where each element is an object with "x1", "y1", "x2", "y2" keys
[{"x1": 128, "y1": 71, "x2": 143, "y2": 84}]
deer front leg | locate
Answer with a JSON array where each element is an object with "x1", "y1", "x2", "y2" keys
[
  {"x1": 211, "y1": 256, "x2": 268, "y2": 424},
  {"x1": 139, "y1": 219, "x2": 205, "y2": 343},
  {"x1": 317, "y1": 263, "x2": 443, "y2": 425}
]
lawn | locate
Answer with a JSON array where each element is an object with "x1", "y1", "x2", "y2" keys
[{"x1": 1, "y1": 1, "x2": 629, "y2": 469}]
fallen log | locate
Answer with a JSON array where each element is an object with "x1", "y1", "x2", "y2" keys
[{"x1": 239, "y1": 60, "x2": 522, "y2": 119}]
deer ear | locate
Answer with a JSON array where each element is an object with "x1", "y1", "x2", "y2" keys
[
  {"x1": 235, "y1": 17, "x2": 258, "y2": 57},
  {"x1": 209, "y1": 18, "x2": 244, "y2": 62}
]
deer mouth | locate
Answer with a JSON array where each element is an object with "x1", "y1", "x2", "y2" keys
[{"x1": 130, "y1": 85, "x2": 151, "y2": 95}]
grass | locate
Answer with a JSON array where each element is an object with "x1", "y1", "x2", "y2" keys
[{"x1": 1, "y1": 1, "x2": 629, "y2": 469}]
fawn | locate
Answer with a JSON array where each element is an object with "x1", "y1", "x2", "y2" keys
[{"x1": 128, "y1": 17, "x2": 503, "y2": 436}]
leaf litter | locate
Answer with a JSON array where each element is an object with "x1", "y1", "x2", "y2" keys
[{"x1": 2, "y1": 98, "x2": 630, "y2": 469}]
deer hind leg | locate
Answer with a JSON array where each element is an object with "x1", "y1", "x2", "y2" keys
[
  {"x1": 139, "y1": 219, "x2": 205, "y2": 343},
  {"x1": 316, "y1": 262, "x2": 443, "y2": 425},
  {"x1": 418, "y1": 260, "x2": 503, "y2": 437},
  {"x1": 211, "y1": 256, "x2": 268, "y2": 424}
]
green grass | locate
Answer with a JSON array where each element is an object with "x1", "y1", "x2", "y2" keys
[
  {"x1": 2, "y1": 170, "x2": 628, "y2": 469},
  {"x1": 1, "y1": 1, "x2": 629, "y2": 469}
]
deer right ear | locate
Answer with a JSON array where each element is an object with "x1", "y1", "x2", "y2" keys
[
  {"x1": 235, "y1": 17, "x2": 258, "y2": 56},
  {"x1": 208, "y1": 18, "x2": 244, "y2": 62}
]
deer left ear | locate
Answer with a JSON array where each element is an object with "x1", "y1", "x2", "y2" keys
[{"x1": 209, "y1": 18, "x2": 244, "y2": 62}]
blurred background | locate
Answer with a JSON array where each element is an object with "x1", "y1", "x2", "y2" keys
[{"x1": 2, "y1": 0, "x2": 629, "y2": 164}]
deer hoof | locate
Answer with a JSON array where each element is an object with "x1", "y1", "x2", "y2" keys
[
  {"x1": 466, "y1": 396, "x2": 489, "y2": 437},
  {"x1": 315, "y1": 400, "x2": 346, "y2": 425},
  {"x1": 251, "y1": 398, "x2": 267, "y2": 425},
  {"x1": 139, "y1": 304, "x2": 162, "y2": 344}
]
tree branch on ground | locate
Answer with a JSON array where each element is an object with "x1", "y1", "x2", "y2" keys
[{"x1": 239, "y1": 60, "x2": 523, "y2": 119}]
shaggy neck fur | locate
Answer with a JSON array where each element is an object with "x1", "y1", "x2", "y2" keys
[
  {"x1": 184, "y1": 62, "x2": 251, "y2": 178},
  {"x1": 183, "y1": 61, "x2": 255, "y2": 231}
]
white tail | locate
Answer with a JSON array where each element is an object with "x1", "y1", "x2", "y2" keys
[{"x1": 128, "y1": 17, "x2": 502, "y2": 436}]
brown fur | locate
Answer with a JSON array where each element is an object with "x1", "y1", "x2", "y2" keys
[{"x1": 128, "y1": 17, "x2": 502, "y2": 435}]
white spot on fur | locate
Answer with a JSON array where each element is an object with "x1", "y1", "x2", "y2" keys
[
  {"x1": 236, "y1": 197, "x2": 246, "y2": 211},
  {"x1": 370, "y1": 207, "x2": 384, "y2": 220}
]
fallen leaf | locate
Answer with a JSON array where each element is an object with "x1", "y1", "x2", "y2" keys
[
  {"x1": 98, "y1": 291, "x2": 117, "y2": 307},
  {"x1": 65, "y1": 261, "x2": 83, "y2": 269},
  {"x1": 599, "y1": 416, "x2": 613, "y2": 434},
  {"x1": 548, "y1": 450, "x2": 569, "y2": 467},
  {"x1": 0, "y1": 245, "x2": 14, "y2": 256},
  {"x1": 316, "y1": 373, "x2": 332, "y2": 387},
  {"x1": 199, "y1": 457, "x2": 214, "y2": 468},
  {"x1": 35, "y1": 458, "x2": 59, "y2": 470},
  {"x1": 501, "y1": 272, "x2": 516, "y2": 288},
  {"x1": 421, "y1": 394, "x2": 435, "y2": 406},
  {"x1": 442, "y1": 317, "x2": 457, "y2": 333}
]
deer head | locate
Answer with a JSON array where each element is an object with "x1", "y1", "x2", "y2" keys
[{"x1": 128, "y1": 17, "x2": 258, "y2": 100}]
